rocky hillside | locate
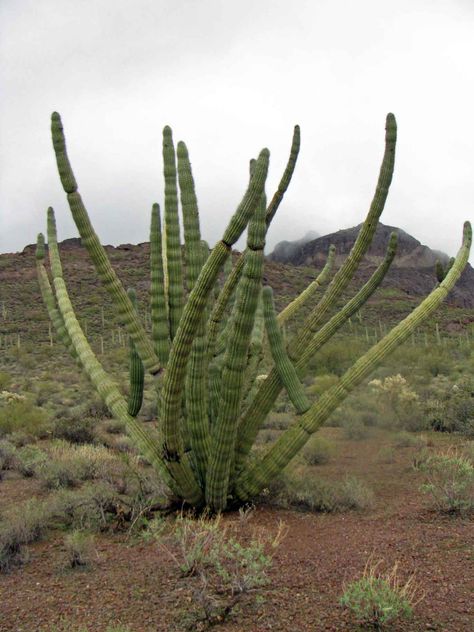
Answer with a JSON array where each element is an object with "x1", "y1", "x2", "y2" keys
[{"x1": 269, "y1": 223, "x2": 474, "y2": 308}]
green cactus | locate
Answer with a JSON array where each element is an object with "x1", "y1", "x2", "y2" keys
[
  {"x1": 38, "y1": 112, "x2": 471, "y2": 512},
  {"x1": 127, "y1": 288, "x2": 145, "y2": 418}
]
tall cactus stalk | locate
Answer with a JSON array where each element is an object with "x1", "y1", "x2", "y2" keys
[{"x1": 38, "y1": 112, "x2": 471, "y2": 512}]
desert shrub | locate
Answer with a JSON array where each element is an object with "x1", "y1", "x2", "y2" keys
[
  {"x1": 266, "y1": 471, "x2": 374, "y2": 513},
  {"x1": 0, "y1": 394, "x2": 51, "y2": 438},
  {"x1": 301, "y1": 436, "x2": 335, "y2": 465},
  {"x1": 0, "y1": 499, "x2": 50, "y2": 572},
  {"x1": 0, "y1": 439, "x2": 16, "y2": 470},
  {"x1": 309, "y1": 338, "x2": 368, "y2": 376},
  {"x1": 342, "y1": 418, "x2": 370, "y2": 440},
  {"x1": 51, "y1": 482, "x2": 121, "y2": 531},
  {"x1": 52, "y1": 416, "x2": 95, "y2": 444},
  {"x1": 64, "y1": 530, "x2": 96, "y2": 568},
  {"x1": 7, "y1": 430, "x2": 33, "y2": 447},
  {"x1": 369, "y1": 374, "x2": 423, "y2": 431},
  {"x1": 15, "y1": 444, "x2": 48, "y2": 476},
  {"x1": 340, "y1": 560, "x2": 420, "y2": 628},
  {"x1": 156, "y1": 513, "x2": 285, "y2": 628},
  {"x1": 0, "y1": 371, "x2": 11, "y2": 390},
  {"x1": 392, "y1": 432, "x2": 427, "y2": 449},
  {"x1": 36, "y1": 442, "x2": 122, "y2": 489},
  {"x1": 418, "y1": 448, "x2": 474, "y2": 515},
  {"x1": 306, "y1": 373, "x2": 340, "y2": 397},
  {"x1": 101, "y1": 419, "x2": 126, "y2": 435},
  {"x1": 425, "y1": 376, "x2": 474, "y2": 435}
]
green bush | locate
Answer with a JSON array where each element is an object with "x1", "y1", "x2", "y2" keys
[
  {"x1": 64, "y1": 530, "x2": 96, "y2": 568},
  {"x1": 342, "y1": 418, "x2": 370, "y2": 440},
  {"x1": 266, "y1": 471, "x2": 374, "y2": 513},
  {"x1": 392, "y1": 432, "x2": 427, "y2": 449},
  {"x1": 340, "y1": 560, "x2": 419, "y2": 628},
  {"x1": 418, "y1": 449, "x2": 474, "y2": 515},
  {"x1": 52, "y1": 416, "x2": 95, "y2": 444},
  {"x1": 0, "y1": 395, "x2": 51, "y2": 438},
  {"x1": 301, "y1": 436, "x2": 335, "y2": 465},
  {"x1": 15, "y1": 444, "x2": 47, "y2": 477},
  {"x1": 0, "y1": 499, "x2": 50, "y2": 572}
]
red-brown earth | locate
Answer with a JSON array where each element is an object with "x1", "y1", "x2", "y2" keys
[{"x1": 0, "y1": 430, "x2": 472, "y2": 632}]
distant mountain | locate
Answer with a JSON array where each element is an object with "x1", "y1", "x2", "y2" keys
[
  {"x1": 268, "y1": 223, "x2": 474, "y2": 307},
  {"x1": 270, "y1": 230, "x2": 319, "y2": 263}
]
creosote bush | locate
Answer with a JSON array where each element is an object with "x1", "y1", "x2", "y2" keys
[{"x1": 36, "y1": 110, "x2": 471, "y2": 511}]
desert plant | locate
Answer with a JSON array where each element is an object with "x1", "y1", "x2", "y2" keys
[
  {"x1": 64, "y1": 530, "x2": 96, "y2": 568},
  {"x1": 418, "y1": 448, "x2": 474, "y2": 514},
  {"x1": 301, "y1": 435, "x2": 335, "y2": 464},
  {"x1": 156, "y1": 513, "x2": 285, "y2": 628},
  {"x1": 36, "y1": 111, "x2": 471, "y2": 511},
  {"x1": 0, "y1": 499, "x2": 50, "y2": 572},
  {"x1": 340, "y1": 559, "x2": 421, "y2": 628}
]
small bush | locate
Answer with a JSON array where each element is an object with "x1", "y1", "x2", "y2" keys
[
  {"x1": 157, "y1": 513, "x2": 285, "y2": 628},
  {"x1": 52, "y1": 416, "x2": 95, "y2": 444},
  {"x1": 266, "y1": 471, "x2": 374, "y2": 513},
  {"x1": 0, "y1": 500, "x2": 50, "y2": 572},
  {"x1": 15, "y1": 444, "x2": 47, "y2": 477},
  {"x1": 418, "y1": 448, "x2": 474, "y2": 515},
  {"x1": 392, "y1": 432, "x2": 427, "y2": 449},
  {"x1": 302, "y1": 436, "x2": 335, "y2": 465},
  {"x1": 64, "y1": 530, "x2": 96, "y2": 568},
  {"x1": 341, "y1": 559, "x2": 420, "y2": 628},
  {"x1": 342, "y1": 418, "x2": 370, "y2": 441},
  {"x1": 0, "y1": 439, "x2": 16, "y2": 470},
  {"x1": 0, "y1": 396, "x2": 51, "y2": 438}
]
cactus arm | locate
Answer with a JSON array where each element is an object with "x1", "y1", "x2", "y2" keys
[
  {"x1": 150, "y1": 203, "x2": 170, "y2": 365},
  {"x1": 207, "y1": 126, "x2": 300, "y2": 358},
  {"x1": 45, "y1": 208, "x2": 176, "y2": 492},
  {"x1": 234, "y1": 232, "x2": 399, "y2": 470},
  {"x1": 50, "y1": 112, "x2": 161, "y2": 375},
  {"x1": 163, "y1": 126, "x2": 185, "y2": 340},
  {"x1": 236, "y1": 222, "x2": 471, "y2": 499},
  {"x1": 177, "y1": 141, "x2": 203, "y2": 291},
  {"x1": 262, "y1": 287, "x2": 310, "y2": 414},
  {"x1": 265, "y1": 125, "x2": 301, "y2": 226},
  {"x1": 185, "y1": 241, "x2": 212, "y2": 485},
  {"x1": 205, "y1": 186, "x2": 267, "y2": 511},
  {"x1": 277, "y1": 244, "x2": 336, "y2": 326},
  {"x1": 36, "y1": 233, "x2": 78, "y2": 360},
  {"x1": 159, "y1": 148, "x2": 270, "y2": 503},
  {"x1": 127, "y1": 288, "x2": 145, "y2": 417},
  {"x1": 242, "y1": 289, "x2": 265, "y2": 403},
  {"x1": 292, "y1": 114, "x2": 397, "y2": 359}
]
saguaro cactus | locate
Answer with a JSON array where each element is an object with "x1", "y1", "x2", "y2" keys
[{"x1": 37, "y1": 112, "x2": 472, "y2": 511}]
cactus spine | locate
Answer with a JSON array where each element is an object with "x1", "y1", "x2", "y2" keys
[{"x1": 38, "y1": 112, "x2": 471, "y2": 511}]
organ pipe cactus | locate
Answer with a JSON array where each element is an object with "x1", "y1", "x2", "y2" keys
[{"x1": 37, "y1": 112, "x2": 472, "y2": 511}]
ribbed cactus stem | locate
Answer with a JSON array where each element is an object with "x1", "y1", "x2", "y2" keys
[
  {"x1": 45, "y1": 207, "x2": 176, "y2": 493},
  {"x1": 234, "y1": 233, "x2": 399, "y2": 470},
  {"x1": 50, "y1": 112, "x2": 161, "y2": 375},
  {"x1": 277, "y1": 244, "x2": 336, "y2": 326},
  {"x1": 206, "y1": 182, "x2": 267, "y2": 511},
  {"x1": 292, "y1": 114, "x2": 397, "y2": 360},
  {"x1": 435, "y1": 259, "x2": 445, "y2": 283},
  {"x1": 160, "y1": 148, "x2": 269, "y2": 503},
  {"x1": 263, "y1": 287, "x2": 310, "y2": 414},
  {"x1": 236, "y1": 223, "x2": 471, "y2": 499},
  {"x1": 177, "y1": 140, "x2": 203, "y2": 292},
  {"x1": 36, "y1": 231, "x2": 77, "y2": 360},
  {"x1": 207, "y1": 126, "x2": 300, "y2": 359},
  {"x1": 150, "y1": 203, "x2": 170, "y2": 365},
  {"x1": 163, "y1": 126, "x2": 185, "y2": 340},
  {"x1": 127, "y1": 288, "x2": 145, "y2": 417}
]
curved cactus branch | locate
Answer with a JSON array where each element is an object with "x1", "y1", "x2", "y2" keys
[
  {"x1": 50, "y1": 113, "x2": 161, "y2": 375},
  {"x1": 127, "y1": 288, "x2": 145, "y2": 417},
  {"x1": 163, "y1": 126, "x2": 185, "y2": 340},
  {"x1": 277, "y1": 244, "x2": 336, "y2": 326},
  {"x1": 234, "y1": 232, "x2": 399, "y2": 470},
  {"x1": 44, "y1": 207, "x2": 176, "y2": 493},
  {"x1": 235, "y1": 223, "x2": 471, "y2": 500}
]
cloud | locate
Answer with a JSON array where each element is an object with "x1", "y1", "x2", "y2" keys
[{"x1": 1, "y1": 0, "x2": 473, "y2": 263}]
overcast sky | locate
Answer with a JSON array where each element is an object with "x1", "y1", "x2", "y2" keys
[{"x1": 1, "y1": 0, "x2": 473, "y2": 264}]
